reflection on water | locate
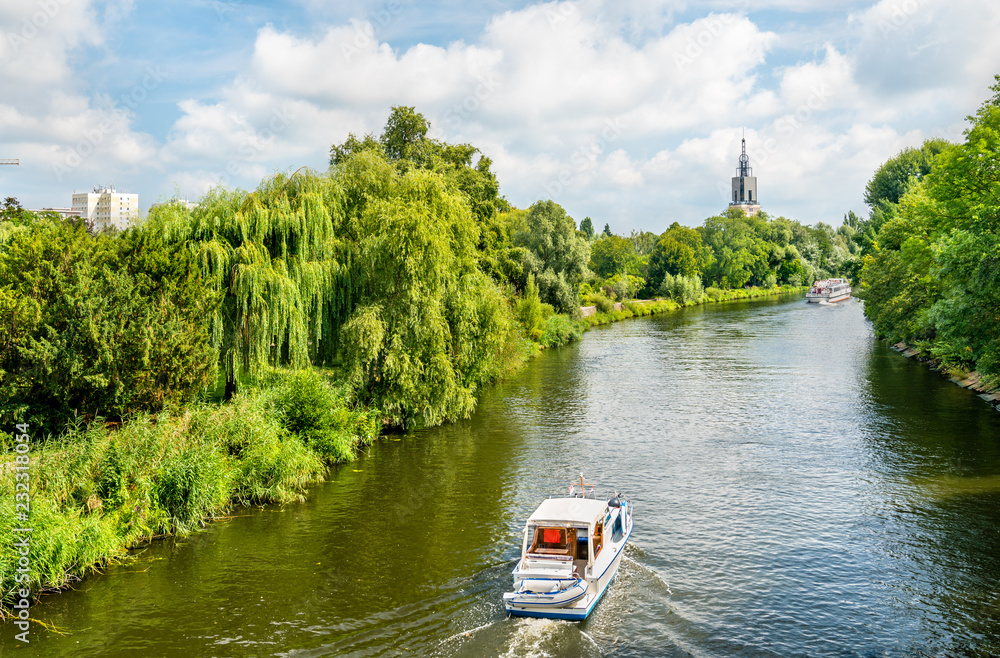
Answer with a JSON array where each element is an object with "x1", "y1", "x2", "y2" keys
[{"x1": 8, "y1": 296, "x2": 1000, "y2": 656}]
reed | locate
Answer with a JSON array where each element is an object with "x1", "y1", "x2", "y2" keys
[{"x1": 0, "y1": 368, "x2": 376, "y2": 616}]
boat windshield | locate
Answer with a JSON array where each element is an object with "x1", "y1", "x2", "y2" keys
[{"x1": 528, "y1": 526, "x2": 572, "y2": 555}]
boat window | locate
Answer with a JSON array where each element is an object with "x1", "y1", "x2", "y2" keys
[
  {"x1": 529, "y1": 527, "x2": 573, "y2": 555},
  {"x1": 612, "y1": 512, "x2": 624, "y2": 542},
  {"x1": 593, "y1": 522, "x2": 603, "y2": 558}
]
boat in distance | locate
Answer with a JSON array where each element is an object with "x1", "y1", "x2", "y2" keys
[
  {"x1": 503, "y1": 476, "x2": 633, "y2": 621},
  {"x1": 806, "y1": 278, "x2": 851, "y2": 303}
]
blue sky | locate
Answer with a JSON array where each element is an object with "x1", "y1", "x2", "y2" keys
[{"x1": 1, "y1": 0, "x2": 997, "y2": 232}]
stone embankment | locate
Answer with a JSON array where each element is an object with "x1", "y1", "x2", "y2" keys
[
  {"x1": 891, "y1": 342, "x2": 1000, "y2": 409},
  {"x1": 580, "y1": 303, "x2": 624, "y2": 317}
]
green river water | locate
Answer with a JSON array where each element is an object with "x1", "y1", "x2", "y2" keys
[{"x1": 6, "y1": 295, "x2": 1000, "y2": 656}]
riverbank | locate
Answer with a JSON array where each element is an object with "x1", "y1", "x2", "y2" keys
[
  {"x1": 0, "y1": 370, "x2": 378, "y2": 618},
  {"x1": 0, "y1": 283, "x2": 805, "y2": 618},
  {"x1": 889, "y1": 342, "x2": 1000, "y2": 410},
  {"x1": 579, "y1": 284, "x2": 808, "y2": 328}
]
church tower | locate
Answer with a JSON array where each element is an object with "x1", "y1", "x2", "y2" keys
[{"x1": 730, "y1": 135, "x2": 760, "y2": 217}]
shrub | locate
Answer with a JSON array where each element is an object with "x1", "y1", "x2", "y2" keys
[
  {"x1": 516, "y1": 273, "x2": 543, "y2": 332},
  {"x1": 585, "y1": 293, "x2": 615, "y2": 314},
  {"x1": 538, "y1": 314, "x2": 586, "y2": 347},
  {"x1": 264, "y1": 369, "x2": 380, "y2": 463},
  {"x1": 660, "y1": 273, "x2": 704, "y2": 305},
  {"x1": 536, "y1": 268, "x2": 581, "y2": 317}
]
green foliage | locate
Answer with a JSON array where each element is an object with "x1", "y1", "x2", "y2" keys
[
  {"x1": 0, "y1": 217, "x2": 218, "y2": 433},
  {"x1": 660, "y1": 273, "x2": 705, "y2": 305},
  {"x1": 537, "y1": 314, "x2": 586, "y2": 348},
  {"x1": 0, "y1": 197, "x2": 32, "y2": 226},
  {"x1": 265, "y1": 369, "x2": 379, "y2": 463},
  {"x1": 514, "y1": 200, "x2": 590, "y2": 314},
  {"x1": 585, "y1": 292, "x2": 615, "y2": 314},
  {"x1": 516, "y1": 273, "x2": 543, "y2": 333},
  {"x1": 648, "y1": 222, "x2": 713, "y2": 288},
  {"x1": 331, "y1": 106, "x2": 515, "y2": 287},
  {"x1": 859, "y1": 74, "x2": 1000, "y2": 380},
  {"x1": 335, "y1": 151, "x2": 523, "y2": 427},
  {"x1": 579, "y1": 216, "x2": 595, "y2": 239},
  {"x1": 606, "y1": 273, "x2": 644, "y2": 301},
  {"x1": 589, "y1": 235, "x2": 636, "y2": 278},
  {"x1": 864, "y1": 139, "x2": 950, "y2": 208},
  {"x1": 628, "y1": 230, "x2": 660, "y2": 255}
]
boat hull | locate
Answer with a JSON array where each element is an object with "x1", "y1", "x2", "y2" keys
[
  {"x1": 504, "y1": 544, "x2": 626, "y2": 620},
  {"x1": 806, "y1": 292, "x2": 850, "y2": 303}
]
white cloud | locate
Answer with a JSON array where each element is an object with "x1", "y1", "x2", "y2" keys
[{"x1": 2, "y1": 0, "x2": 995, "y2": 227}]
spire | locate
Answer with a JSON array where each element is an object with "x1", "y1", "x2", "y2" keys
[{"x1": 737, "y1": 132, "x2": 751, "y2": 178}]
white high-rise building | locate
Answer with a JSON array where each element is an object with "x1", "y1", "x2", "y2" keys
[{"x1": 71, "y1": 185, "x2": 139, "y2": 231}]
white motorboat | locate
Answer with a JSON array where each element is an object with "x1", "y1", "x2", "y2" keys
[
  {"x1": 806, "y1": 278, "x2": 851, "y2": 303},
  {"x1": 503, "y1": 476, "x2": 633, "y2": 621}
]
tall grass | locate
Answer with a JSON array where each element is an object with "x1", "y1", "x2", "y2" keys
[{"x1": 0, "y1": 368, "x2": 378, "y2": 616}]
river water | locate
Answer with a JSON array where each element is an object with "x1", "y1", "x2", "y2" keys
[{"x1": 11, "y1": 295, "x2": 1000, "y2": 656}]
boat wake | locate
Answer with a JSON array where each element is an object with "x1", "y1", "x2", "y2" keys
[{"x1": 623, "y1": 554, "x2": 672, "y2": 596}]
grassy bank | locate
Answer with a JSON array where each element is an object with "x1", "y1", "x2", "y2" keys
[
  {"x1": 582, "y1": 284, "x2": 807, "y2": 327},
  {"x1": 0, "y1": 369, "x2": 378, "y2": 616}
]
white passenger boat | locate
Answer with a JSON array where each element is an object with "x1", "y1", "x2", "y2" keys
[
  {"x1": 806, "y1": 278, "x2": 851, "y2": 303},
  {"x1": 503, "y1": 476, "x2": 633, "y2": 621}
]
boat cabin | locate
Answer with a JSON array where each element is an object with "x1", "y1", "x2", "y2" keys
[{"x1": 521, "y1": 498, "x2": 613, "y2": 577}]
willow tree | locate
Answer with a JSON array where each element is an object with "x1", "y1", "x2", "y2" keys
[
  {"x1": 335, "y1": 150, "x2": 523, "y2": 427},
  {"x1": 148, "y1": 172, "x2": 355, "y2": 398}
]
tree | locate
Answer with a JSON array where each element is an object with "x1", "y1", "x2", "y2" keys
[
  {"x1": 648, "y1": 222, "x2": 712, "y2": 289},
  {"x1": 629, "y1": 230, "x2": 659, "y2": 255},
  {"x1": 863, "y1": 139, "x2": 950, "y2": 208},
  {"x1": 152, "y1": 171, "x2": 352, "y2": 400},
  {"x1": 0, "y1": 216, "x2": 218, "y2": 432},
  {"x1": 602, "y1": 223, "x2": 613, "y2": 237},
  {"x1": 335, "y1": 150, "x2": 522, "y2": 427},
  {"x1": 589, "y1": 235, "x2": 635, "y2": 279},
  {"x1": 329, "y1": 133, "x2": 381, "y2": 166},
  {"x1": 516, "y1": 273, "x2": 543, "y2": 333},
  {"x1": 330, "y1": 106, "x2": 516, "y2": 286},
  {"x1": 513, "y1": 200, "x2": 590, "y2": 315},
  {"x1": 579, "y1": 216, "x2": 594, "y2": 239},
  {"x1": 380, "y1": 105, "x2": 431, "y2": 162},
  {"x1": 0, "y1": 197, "x2": 33, "y2": 226}
]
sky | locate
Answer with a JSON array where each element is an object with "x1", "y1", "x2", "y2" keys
[{"x1": 1, "y1": 0, "x2": 998, "y2": 233}]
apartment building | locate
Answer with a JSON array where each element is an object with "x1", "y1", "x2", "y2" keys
[{"x1": 71, "y1": 185, "x2": 139, "y2": 231}]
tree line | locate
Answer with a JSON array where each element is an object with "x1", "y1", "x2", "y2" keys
[
  {"x1": 856, "y1": 76, "x2": 1000, "y2": 381},
  {"x1": 0, "y1": 105, "x2": 860, "y2": 436}
]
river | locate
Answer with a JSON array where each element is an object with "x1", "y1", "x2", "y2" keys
[{"x1": 11, "y1": 295, "x2": 1000, "y2": 656}]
